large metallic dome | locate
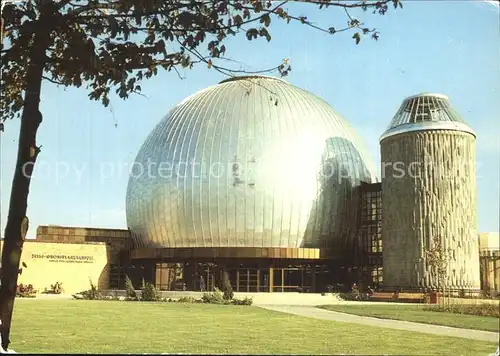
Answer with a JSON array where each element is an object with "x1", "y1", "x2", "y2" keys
[{"x1": 126, "y1": 76, "x2": 376, "y2": 250}]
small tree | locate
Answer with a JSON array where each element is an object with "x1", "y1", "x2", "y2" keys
[
  {"x1": 124, "y1": 274, "x2": 138, "y2": 301},
  {"x1": 141, "y1": 282, "x2": 160, "y2": 302},
  {"x1": 222, "y1": 270, "x2": 234, "y2": 301},
  {"x1": 425, "y1": 236, "x2": 451, "y2": 305}
]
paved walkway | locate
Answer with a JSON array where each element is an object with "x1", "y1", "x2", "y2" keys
[{"x1": 258, "y1": 305, "x2": 500, "y2": 343}]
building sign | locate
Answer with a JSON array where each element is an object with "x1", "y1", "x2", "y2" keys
[{"x1": 31, "y1": 253, "x2": 95, "y2": 264}]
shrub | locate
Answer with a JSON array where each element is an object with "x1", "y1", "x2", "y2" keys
[
  {"x1": 223, "y1": 288, "x2": 234, "y2": 301},
  {"x1": 141, "y1": 282, "x2": 160, "y2": 302},
  {"x1": 72, "y1": 280, "x2": 103, "y2": 300},
  {"x1": 201, "y1": 288, "x2": 228, "y2": 304},
  {"x1": 125, "y1": 275, "x2": 139, "y2": 301},
  {"x1": 43, "y1": 282, "x2": 63, "y2": 294},
  {"x1": 231, "y1": 297, "x2": 253, "y2": 305},
  {"x1": 85, "y1": 280, "x2": 102, "y2": 300},
  {"x1": 158, "y1": 297, "x2": 177, "y2": 303},
  {"x1": 350, "y1": 284, "x2": 360, "y2": 299},
  {"x1": 423, "y1": 303, "x2": 499, "y2": 318},
  {"x1": 177, "y1": 296, "x2": 199, "y2": 303},
  {"x1": 338, "y1": 292, "x2": 370, "y2": 301},
  {"x1": 338, "y1": 292, "x2": 356, "y2": 301},
  {"x1": 16, "y1": 284, "x2": 36, "y2": 298},
  {"x1": 109, "y1": 290, "x2": 121, "y2": 300}
]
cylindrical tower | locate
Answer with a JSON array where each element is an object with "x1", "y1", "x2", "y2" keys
[{"x1": 380, "y1": 93, "x2": 480, "y2": 291}]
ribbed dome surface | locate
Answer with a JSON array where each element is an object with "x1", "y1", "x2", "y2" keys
[
  {"x1": 126, "y1": 76, "x2": 376, "y2": 249},
  {"x1": 380, "y1": 93, "x2": 475, "y2": 141}
]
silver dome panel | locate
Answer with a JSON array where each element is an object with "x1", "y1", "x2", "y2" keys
[
  {"x1": 380, "y1": 93, "x2": 475, "y2": 141},
  {"x1": 126, "y1": 76, "x2": 376, "y2": 249}
]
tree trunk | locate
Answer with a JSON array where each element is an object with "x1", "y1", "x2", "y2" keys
[{"x1": 0, "y1": 18, "x2": 51, "y2": 350}]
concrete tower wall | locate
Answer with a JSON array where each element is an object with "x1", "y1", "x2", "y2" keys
[{"x1": 381, "y1": 130, "x2": 480, "y2": 290}]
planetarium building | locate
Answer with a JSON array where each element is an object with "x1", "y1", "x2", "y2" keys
[{"x1": 12, "y1": 76, "x2": 496, "y2": 296}]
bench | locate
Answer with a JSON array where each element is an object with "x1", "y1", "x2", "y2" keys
[
  {"x1": 369, "y1": 292, "x2": 396, "y2": 302},
  {"x1": 397, "y1": 292, "x2": 426, "y2": 303}
]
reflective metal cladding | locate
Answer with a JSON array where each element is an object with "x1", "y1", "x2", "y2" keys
[{"x1": 126, "y1": 76, "x2": 376, "y2": 249}]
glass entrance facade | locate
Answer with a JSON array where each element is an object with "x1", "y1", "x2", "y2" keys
[{"x1": 151, "y1": 262, "x2": 328, "y2": 293}]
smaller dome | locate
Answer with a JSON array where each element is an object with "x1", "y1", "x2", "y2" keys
[{"x1": 380, "y1": 93, "x2": 475, "y2": 141}]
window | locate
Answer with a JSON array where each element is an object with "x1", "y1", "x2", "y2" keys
[{"x1": 371, "y1": 267, "x2": 383, "y2": 286}]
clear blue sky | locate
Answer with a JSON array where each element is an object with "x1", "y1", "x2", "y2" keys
[{"x1": 1, "y1": 1, "x2": 499, "y2": 238}]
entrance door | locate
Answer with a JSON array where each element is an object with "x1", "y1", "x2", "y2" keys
[
  {"x1": 260, "y1": 270, "x2": 269, "y2": 292},
  {"x1": 235, "y1": 268, "x2": 259, "y2": 292},
  {"x1": 248, "y1": 269, "x2": 258, "y2": 292},
  {"x1": 273, "y1": 269, "x2": 283, "y2": 292},
  {"x1": 199, "y1": 263, "x2": 215, "y2": 291}
]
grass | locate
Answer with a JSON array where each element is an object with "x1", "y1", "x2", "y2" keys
[
  {"x1": 318, "y1": 304, "x2": 500, "y2": 332},
  {"x1": 8, "y1": 300, "x2": 497, "y2": 355}
]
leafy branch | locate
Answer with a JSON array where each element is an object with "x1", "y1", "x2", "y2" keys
[{"x1": 1, "y1": 0, "x2": 402, "y2": 121}]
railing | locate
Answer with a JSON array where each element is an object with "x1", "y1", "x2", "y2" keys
[
  {"x1": 378, "y1": 286, "x2": 498, "y2": 299},
  {"x1": 272, "y1": 285, "x2": 312, "y2": 293}
]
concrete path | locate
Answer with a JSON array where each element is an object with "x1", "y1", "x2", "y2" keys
[{"x1": 259, "y1": 305, "x2": 500, "y2": 343}]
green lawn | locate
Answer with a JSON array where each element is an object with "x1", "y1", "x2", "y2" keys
[
  {"x1": 318, "y1": 304, "x2": 500, "y2": 332},
  {"x1": 8, "y1": 300, "x2": 497, "y2": 355}
]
